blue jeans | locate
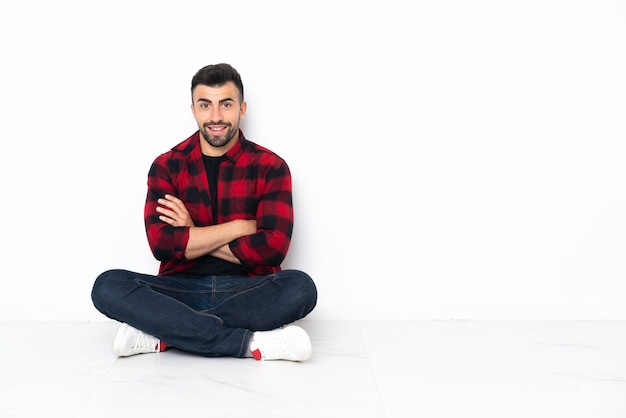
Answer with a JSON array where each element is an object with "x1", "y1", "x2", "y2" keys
[{"x1": 91, "y1": 269, "x2": 317, "y2": 358}]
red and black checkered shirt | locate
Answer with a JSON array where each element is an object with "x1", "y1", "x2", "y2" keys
[{"x1": 144, "y1": 130, "x2": 293, "y2": 277}]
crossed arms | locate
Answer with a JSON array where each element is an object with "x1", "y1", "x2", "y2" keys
[
  {"x1": 155, "y1": 194, "x2": 256, "y2": 264},
  {"x1": 144, "y1": 149, "x2": 294, "y2": 276}
]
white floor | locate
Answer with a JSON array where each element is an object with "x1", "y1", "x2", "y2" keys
[{"x1": 1, "y1": 320, "x2": 625, "y2": 417}]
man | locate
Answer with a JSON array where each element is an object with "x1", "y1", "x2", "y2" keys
[{"x1": 91, "y1": 63, "x2": 317, "y2": 361}]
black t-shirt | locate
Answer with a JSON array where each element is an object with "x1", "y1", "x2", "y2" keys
[{"x1": 181, "y1": 154, "x2": 248, "y2": 278}]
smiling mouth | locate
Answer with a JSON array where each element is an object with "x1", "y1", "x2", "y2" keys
[{"x1": 205, "y1": 123, "x2": 230, "y2": 134}]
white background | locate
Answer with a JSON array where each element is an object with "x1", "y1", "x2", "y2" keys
[{"x1": 0, "y1": 0, "x2": 624, "y2": 321}]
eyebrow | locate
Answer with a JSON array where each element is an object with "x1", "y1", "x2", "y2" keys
[{"x1": 196, "y1": 97, "x2": 235, "y2": 105}]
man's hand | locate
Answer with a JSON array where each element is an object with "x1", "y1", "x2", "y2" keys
[
  {"x1": 186, "y1": 219, "x2": 257, "y2": 261},
  {"x1": 156, "y1": 194, "x2": 195, "y2": 227}
]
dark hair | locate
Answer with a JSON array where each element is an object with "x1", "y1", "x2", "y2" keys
[{"x1": 191, "y1": 63, "x2": 244, "y2": 102}]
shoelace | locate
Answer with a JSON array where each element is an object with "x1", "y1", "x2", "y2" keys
[
  {"x1": 257, "y1": 336, "x2": 289, "y2": 358},
  {"x1": 132, "y1": 329, "x2": 159, "y2": 351}
]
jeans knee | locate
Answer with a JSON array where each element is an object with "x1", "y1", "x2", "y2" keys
[
  {"x1": 91, "y1": 269, "x2": 127, "y2": 313},
  {"x1": 282, "y1": 269, "x2": 317, "y2": 314}
]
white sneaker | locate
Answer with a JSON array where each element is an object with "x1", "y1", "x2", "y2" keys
[
  {"x1": 112, "y1": 323, "x2": 161, "y2": 357},
  {"x1": 249, "y1": 325, "x2": 312, "y2": 361}
]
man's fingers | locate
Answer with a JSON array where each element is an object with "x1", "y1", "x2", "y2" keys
[
  {"x1": 164, "y1": 194, "x2": 187, "y2": 209},
  {"x1": 159, "y1": 196, "x2": 181, "y2": 210},
  {"x1": 156, "y1": 206, "x2": 178, "y2": 220},
  {"x1": 159, "y1": 195, "x2": 190, "y2": 215},
  {"x1": 157, "y1": 195, "x2": 194, "y2": 227},
  {"x1": 158, "y1": 215, "x2": 175, "y2": 224}
]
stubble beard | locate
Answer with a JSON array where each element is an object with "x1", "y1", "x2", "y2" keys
[{"x1": 200, "y1": 123, "x2": 239, "y2": 148}]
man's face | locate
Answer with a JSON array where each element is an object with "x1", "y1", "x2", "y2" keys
[{"x1": 191, "y1": 81, "x2": 247, "y2": 156}]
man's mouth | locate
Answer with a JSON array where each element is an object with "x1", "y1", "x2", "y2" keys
[{"x1": 205, "y1": 124, "x2": 230, "y2": 135}]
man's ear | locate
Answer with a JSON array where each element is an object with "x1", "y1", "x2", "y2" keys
[{"x1": 239, "y1": 101, "x2": 247, "y2": 120}]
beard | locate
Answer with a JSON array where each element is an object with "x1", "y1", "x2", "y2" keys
[{"x1": 199, "y1": 122, "x2": 239, "y2": 148}]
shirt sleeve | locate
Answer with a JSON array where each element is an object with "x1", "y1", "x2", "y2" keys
[
  {"x1": 229, "y1": 161, "x2": 294, "y2": 269},
  {"x1": 144, "y1": 155, "x2": 190, "y2": 263}
]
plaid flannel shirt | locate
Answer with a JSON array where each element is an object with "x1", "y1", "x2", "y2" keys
[{"x1": 144, "y1": 130, "x2": 293, "y2": 276}]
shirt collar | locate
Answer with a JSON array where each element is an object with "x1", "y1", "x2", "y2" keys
[
  {"x1": 221, "y1": 130, "x2": 246, "y2": 163},
  {"x1": 186, "y1": 129, "x2": 246, "y2": 163}
]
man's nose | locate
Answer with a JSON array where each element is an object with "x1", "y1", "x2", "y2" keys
[{"x1": 209, "y1": 106, "x2": 223, "y2": 122}]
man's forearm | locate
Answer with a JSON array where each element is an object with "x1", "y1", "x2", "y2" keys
[
  {"x1": 184, "y1": 219, "x2": 256, "y2": 260},
  {"x1": 209, "y1": 244, "x2": 243, "y2": 264}
]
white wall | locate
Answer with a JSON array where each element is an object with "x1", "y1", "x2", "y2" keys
[{"x1": 1, "y1": 0, "x2": 625, "y2": 321}]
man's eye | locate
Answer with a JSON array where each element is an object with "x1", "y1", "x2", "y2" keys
[{"x1": 223, "y1": 102, "x2": 232, "y2": 108}]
